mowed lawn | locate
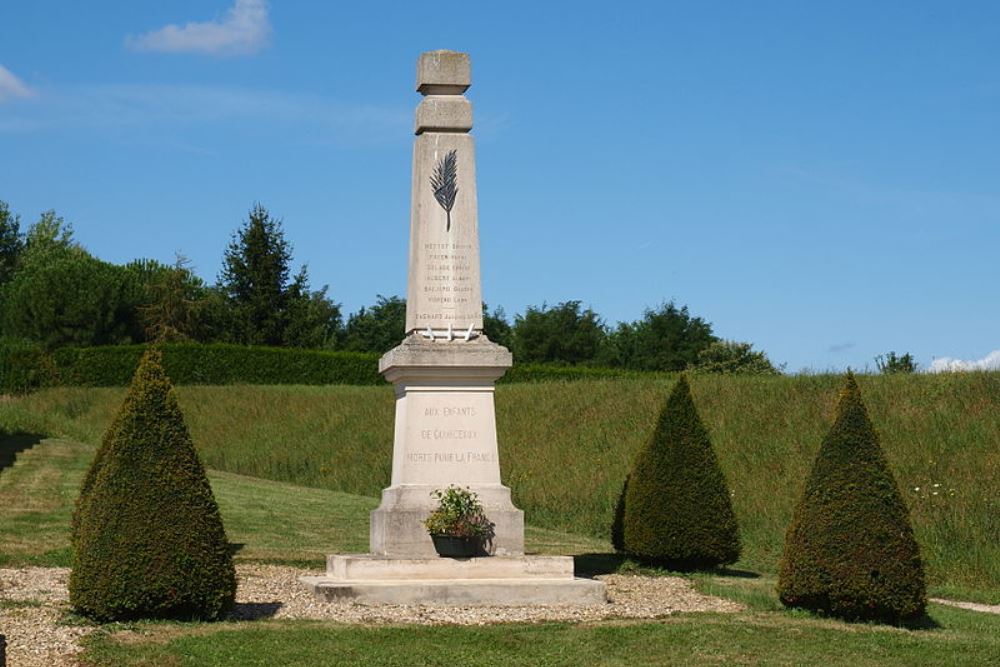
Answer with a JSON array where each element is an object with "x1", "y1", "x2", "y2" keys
[{"x1": 1, "y1": 433, "x2": 998, "y2": 666}]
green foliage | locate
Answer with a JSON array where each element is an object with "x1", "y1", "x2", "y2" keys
[
  {"x1": 340, "y1": 295, "x2": 406, "y2": 353},
  {"x1": 610, "y1": 474, "x2": 629, "y2": 552},
  {"x1": 1, "y1": 250, "x2": 139, "y2": 349},
  {"x1": 22, "y1": 210, "x2": 77, "y2": 260},
  {"x1": 423, "y1": 486, "x2": 494, "y2": 539},
  {"x1": 876, "y1": 351, "x2": 917, "y2": 375},
  {"x1": 778, "y1": 373, "x2": 927, "y2": 622},
  {"x1": 69, "y1": 350, "x2": 236, "y2": 621},
  {"x1": 622, "y1": 375, "x2": 740, "y2": 568},
  {"x1": 133, "y1": 256, "x2": 206, "y2": 343},
  {"x1": 0, "y1": 200, "x2": 24, "y2": 285},
  {"x1": 609, "y1": 301, "x2": 716, "y2": 371},
  {"x1": 690, "y1": 340, "x2": 782, "y2": 375},
  {"x1": 512, "y1": 301, "x2": 608, "y2": 365},
  {"x1": 219, "y1": 204, "x2": 341, "y2": 347},
  {"x1": 0, "y1": 337, "x2": 58, "y2": 394},
  {"x1": 482, "y1": 303, "x2": 513, "y2": 349}
]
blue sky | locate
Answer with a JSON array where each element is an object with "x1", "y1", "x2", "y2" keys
[{"x1": 1, "y1": 1, "x2": 997, "y2": 372}]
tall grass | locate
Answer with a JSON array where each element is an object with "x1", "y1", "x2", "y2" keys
[{"x1": 2, "y1": 372, "x2": 997, "y2": 598}]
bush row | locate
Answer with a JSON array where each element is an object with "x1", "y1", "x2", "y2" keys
[{"x1": 0, "y1": 340, "x2": 654, "y2": 393}]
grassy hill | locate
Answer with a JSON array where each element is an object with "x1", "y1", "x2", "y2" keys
[{"x1": 2, "y1": 371, "x2": 997, "y2": 601}]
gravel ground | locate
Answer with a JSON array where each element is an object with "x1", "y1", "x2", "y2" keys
[
  {"x1": 0, "y1": 564, "x2": 742, "y2": 666},
  {"x1": 0, "y1": 568, "x2": 92, "y2": 667},
  {"x1": 930, "y1": 598, "x2": 1000, "y2": 615}
]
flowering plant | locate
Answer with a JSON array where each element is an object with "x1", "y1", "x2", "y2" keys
[{"x1": 423, "y1": 486, "x2": 494, "y2": 539}]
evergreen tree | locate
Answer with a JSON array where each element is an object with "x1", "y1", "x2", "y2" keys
[
  {"x1": 219, "y1": 204, "x2": 294, "y2": 346},
  {"x1": 219, "y1": 204, "x2": 340, "y2": 347},
  {"x1": 623, "y1": 375, "x2": 740, "y2": 568},
  {"x1": 70, "y1": 349, "x2": 236, "y2": 621},
  {"x1": 778, "y1": 373, "x2": 926, "y2": 622}
]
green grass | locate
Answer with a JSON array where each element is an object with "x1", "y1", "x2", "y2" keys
[
  {"x1": 3, "y1": 372, "x2": 998, "y2": 600},
  {"x1": 3, "y1": 431, "x2": 999, "y2": 666},
  {"x1": 80, "y1": 603, "x2": 1000, "y2": 667},
  {"x1": 0, "y1": 434, "x2": 606, "y2": 568}
]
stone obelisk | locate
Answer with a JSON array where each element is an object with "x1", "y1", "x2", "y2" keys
[
  {"x1": 302, "y1": 52, "x2": 604, "y2": 605},
  {"x1": 370, "y1": 50, "x2": 523, "y2": 558}
]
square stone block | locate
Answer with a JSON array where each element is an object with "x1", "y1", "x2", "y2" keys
[{"x1": 417, "y1": 50, "x2": 471, "y2": 95}]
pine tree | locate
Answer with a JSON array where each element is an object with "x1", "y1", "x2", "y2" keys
[
  {"x1": 70, "y1": 349, "x2": 236, "y2": 621},
  {"x1": 219, "y1": 204, "x2": 293, "y2": 346},
  {"x1": 622, "y1": 375, "x2": 740, "y2": 568},
  {"x1": 778, "y1": 373, "x2": 926, "y2": 622}
]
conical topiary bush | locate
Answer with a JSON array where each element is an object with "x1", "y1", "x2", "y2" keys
[
  {"x1": 622, "y1": 375, "x2": 740, "y2": 569},
  {"x1": 778, "y1": 372, "x2": 926, "y2": 622},
  {"x1": 70, "y1": 349, "x2": 236, "y2": 621},
  {"x1": 610, "y1": 474, "x2": 629, "y2": 553}
]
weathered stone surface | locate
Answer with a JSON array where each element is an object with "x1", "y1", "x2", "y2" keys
[
  {"x1": 326, "y1": 554, "x2": 574, "y2": 580},
  {"x1": 405, "y1": 132, "x2": 484, "y2": 334},
  {"x1": 306, "y1": 49, "x2": 606, "y2": 606},
  {"x1": 300, "y1": 576, "x2": 607, "y2": 606},
  {"x1": 415, "y1": 96, "x2": 473, "y2": 134},
  {"x1": 372, "y1": 336, "x2": 520, "y2": 558},
  {"x1": 301, "y1": 554, "x2": 606, "y2": 606},
  {"x1": 416, "y1": 50, "x2": 470, "y2": 95}
]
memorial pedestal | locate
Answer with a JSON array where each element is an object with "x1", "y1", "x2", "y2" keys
[
  {"x1": 370, "y1": 335, "x2": 523, "y2": 558},
  {"x1": 301, "y1": 555, "x2": 606, "y2": 606},
  {"x1": 301, "y1": 50, "x2": 605, "y2": 607}
]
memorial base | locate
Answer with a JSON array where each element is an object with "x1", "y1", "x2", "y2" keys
[{"x1": 300, "y1": 554, "x2": 607, "y2": 606}]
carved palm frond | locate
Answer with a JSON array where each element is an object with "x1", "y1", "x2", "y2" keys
[{"x1": 430, "y1": 149, "x2": 459, "y2": 231}]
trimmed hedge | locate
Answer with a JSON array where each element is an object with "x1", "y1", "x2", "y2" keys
[
  {"x1": 622, "y1": 375, "x2": 741, "y2": 569},
  {"x1": 777, "y1": 373, "x2": 927, "y2": 622},
  {"x1": 1, "y1": 342, "x2": 657, "y2": 390},
  {"x1": 70, "y1": 349, "x2": 236, "y2": 621},
  {"x1": 0, "y1": 337, "x2": 59, "y2": 394}
]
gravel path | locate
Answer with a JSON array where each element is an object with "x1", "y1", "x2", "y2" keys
[
  {"x1": 1, "y1": 564, "x2": 742, "y2": 666},
  {"x1": 930, "y1": 597, "x2": 1000, "y2": 615}
]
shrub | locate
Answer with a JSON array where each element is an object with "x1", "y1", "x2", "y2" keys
[
  {"x1": 622, "y1": 375, "x2": 740, "y2": 568},
  {"x1": 610, "y1": 474, "x2": 629, "y2": 552},
  {"x1": 777, "y1": 372, "x2": 927, "y2": 622},
  {"x1": 69, "y1": 349, "x2": 236, "y2": 621},
  {"x1": 0, "y1": 337, "x2": 59, "y2": 394}
]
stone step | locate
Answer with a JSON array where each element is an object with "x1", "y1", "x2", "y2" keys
[
  {"x1": 300, "y1": 576, "x2": 607, "y2": 606},
  {"x1": 327, "y1": 554, "x2": 575, "y2": 581}
]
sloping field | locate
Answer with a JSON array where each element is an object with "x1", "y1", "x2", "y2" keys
[{"x1": 2, "y1": 371, "x2": 997, "y2": 599}]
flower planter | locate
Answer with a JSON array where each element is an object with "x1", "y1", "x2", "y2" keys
[{"x1": 430, "y1": 534, "x2": 480, "y2": 558}]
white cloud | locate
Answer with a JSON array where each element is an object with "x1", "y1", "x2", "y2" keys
[
  {"x1": 929, "y1": 350, "x2": 1000, "y2": 373},
  {"x1": 0, "y1": 64, "x2": 34, "y2": 101},
  {"x1": 125, "y1": 0, "x2": 271, "y2": 56}
]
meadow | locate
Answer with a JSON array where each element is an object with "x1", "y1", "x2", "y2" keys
[{"x1": 3, "y1": 371, "x2": 997, "y2": 602}]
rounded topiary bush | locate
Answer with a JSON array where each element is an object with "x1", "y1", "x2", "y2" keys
[
  {"x1": 69, "y1": 349, "x2": 236, "y2": 621},
  {"x1": 778, "y1": 373, "x2": 926, "y2": 622},
  {"x1": 622, "y1": 375, "x2": 740, "y2": 569}
]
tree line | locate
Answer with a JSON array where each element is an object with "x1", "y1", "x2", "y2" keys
[{"x1": 0, "y1": 201, "x2": 779, "y2": 373}]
